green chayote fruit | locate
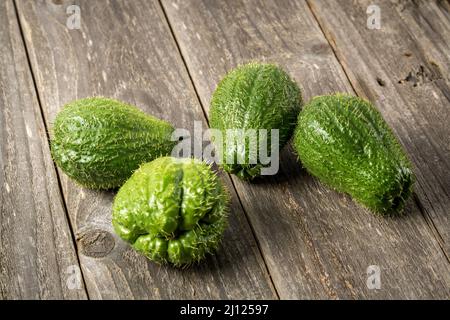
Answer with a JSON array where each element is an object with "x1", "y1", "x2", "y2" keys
[
  {"x1": 112, "y1": 157, "x2": 230, "y2": 266},
  {"x1": 293, "y1": 94, "x2": 414, "y2": 215},
  {"x1": 50, "y1": 97, "x2": 175, "y2": 189},
  {"x1": 209, "y1": 62, "x2": 302, "y2": 180}
]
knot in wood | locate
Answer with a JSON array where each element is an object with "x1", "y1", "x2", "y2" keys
[{"x1": 79, "y1": 229, "x2": 115, "y2": 258}]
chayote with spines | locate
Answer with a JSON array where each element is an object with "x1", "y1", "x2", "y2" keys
[
  {"x1": 293, "y1": 93, "x2": 414, "y2": 215},
  {"x1": 209, "y1": 62, "x2": 302, "y2": 180},
  {"x1": 112, "y1": 157, "x2": 229, "y2": 266},
  {"x1": 50, "y1": 97, "x2": 176, "y2": 189}
]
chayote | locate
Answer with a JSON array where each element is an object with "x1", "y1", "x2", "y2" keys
[
  {"x1": 50, "y1": 97, "x2": 175, "y2": 189},
  {"x1": 209, "y1": 62, "x2": 302, "y2": 180},
  {"x1": 112, "y1": 157, "x2": 230, "y2": 266}
]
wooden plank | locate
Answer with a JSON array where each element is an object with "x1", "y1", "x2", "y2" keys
[
  {"x1": 162, "y1": 0, "x2": 450, "y2": 298},
  {"x1": 393, "y1": 0, "x2": 450, "y2": 77},
  {"x1": 15, "y1": 0, "x2": 276, "y2": 299},
  {"x1": 0, "y1": 0, "x2": 87, "y2": 299},
  {"x1": 307, "y1": 0, "x2": 450, "y2": 256}
]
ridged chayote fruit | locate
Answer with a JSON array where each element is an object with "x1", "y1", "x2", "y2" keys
[{"x1": 112, "y1": 157, "x2": 230, "y2": 267}]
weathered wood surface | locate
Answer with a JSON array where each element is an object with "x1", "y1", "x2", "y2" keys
[
  {"x1": 0, "y1": 0, "x2": 87, "y2": 299},
  {"x1": 14, "y1": 0, "x2": 276, "y2": 299},
  {"x1": 392, "y1": 0, "x2": 450, "y2": 77},
  {"x1": 307, "y1": 0, "x2": 450, "y2": 257},
  {"x1": 2, "y1": 0, "x2": 449, "y2": 299},
  {"x1": 162, "y1": 0, "x2": 450, "y2": 298}
]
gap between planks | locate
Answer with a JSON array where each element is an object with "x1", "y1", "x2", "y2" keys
[
  {"x1": 157, "y1": 0, "x2": 281, "y2": 299},
  {"x1": 12, "y1": 0, "x2": 90, "y2": 299},
  {"x1": 305, "y1": 0, "x2": 450, "y2": 266},
  {"x1": 413, "y1": 192, "x2": 450, "y2": 263}
]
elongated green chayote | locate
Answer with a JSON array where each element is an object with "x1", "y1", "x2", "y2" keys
[
  {"x1": 209, "y1": 62, "x2": 302, "y2": 180},
  {"x1": 293, "y1": 94, "x2": 414, "y2": 215},
  {"x1": 50, "y1": 97, "x2": 175, "y2": 189},
  {"x1": 112, "y1": 157, "x2": 230, "y2": 266}
]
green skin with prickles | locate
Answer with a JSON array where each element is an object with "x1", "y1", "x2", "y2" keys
[
  {"x1": 209, "y1": 62, "x2": 302, "y2": 180},
  {"x1": 50, "y1": 97, "x2": 176, "y2": 189},
  {"x1": 112, "y1": 157, "x2": 229, "y2": 267},
  {"x1": 293, "y1": 94, "x2": 414, "y2": 215}
]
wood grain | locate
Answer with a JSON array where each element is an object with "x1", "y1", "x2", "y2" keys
[
  {"x1": 393, "y1": 0, "x2": 450, "y2": 77},
  {"x1": 162, "y1": 0, "x2": 450, "y2": 298},
  {"x1": 15, "y1": 0, "x2": 276, "y2": 299},
  {"x1": 307, "y1": 0, "x2": 450, "y2": 256},
  {"x1": 0, "y1": 0, "x2": 86, "y2": 299}
]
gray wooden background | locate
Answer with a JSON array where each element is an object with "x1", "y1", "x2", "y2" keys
[{"x1": 1, "y1": 0, "x2": 449, "y2": 299}]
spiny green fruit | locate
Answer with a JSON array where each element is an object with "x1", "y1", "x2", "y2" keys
[
  {"x1": 50, "y1": 97, "x2": 175, "y2": 189},
  {"x1": 209, "y1": 62, "x2": 302, "y2": 180},
  {"x1": 293, "y1": 93, "x2": 414, "y2": 215},
  {"x1": 112, "y1": 157, "x2": 229, "y2": 267}
]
